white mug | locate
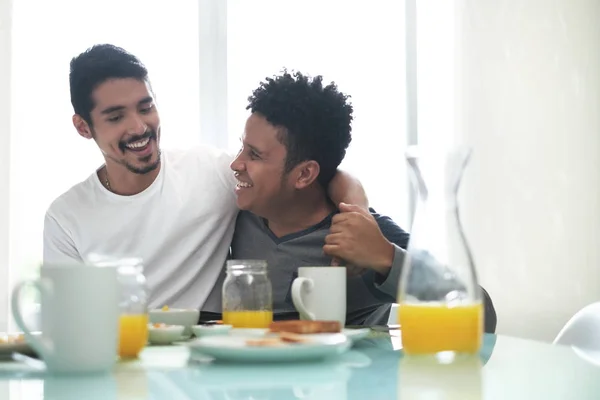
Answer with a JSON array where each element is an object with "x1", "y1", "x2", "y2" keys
[
  {"x1": 291, "y1": 266, "x2": 346, "y2": 326},
  {"x1": 11, "y1": 263, "x2": 120, "y2": 374}
]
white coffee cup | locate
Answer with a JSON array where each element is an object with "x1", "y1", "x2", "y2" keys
[
  {"x1": 11, "y1": 263, "x2": 120, "y2": 374},
  {"x1": 291, "y1": 266, "x2": 346, "y2": 326}
]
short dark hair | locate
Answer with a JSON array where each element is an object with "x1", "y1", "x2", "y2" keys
[
  {"x1": 69, "y1": 44, "x2": 149, "y2": 125},
  {"x1": 247, "y1": 70, "x2": 353, "y2": 187}
]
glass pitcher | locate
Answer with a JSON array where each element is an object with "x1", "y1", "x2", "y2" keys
[
  {"x1": 88, "y1": 254, "x2": 149, "y2": 358},
  {"x1": 222, "y1": 260, "x2": 273, "y2": 328},
  {"x1": 397, "y1": 146, "x2": 483, "y2": 356}
]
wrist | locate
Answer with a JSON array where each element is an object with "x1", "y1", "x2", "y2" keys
[{"x1": 372, "y1": 241, "x2": 395, "y2": 275}]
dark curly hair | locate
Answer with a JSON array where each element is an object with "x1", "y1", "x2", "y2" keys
[
  {"x1": 69, "y1": 44, "x2": 149, "y2": 125},
  {"x1": 247, "y1": 70, "x2": 353, "y2": 187}
]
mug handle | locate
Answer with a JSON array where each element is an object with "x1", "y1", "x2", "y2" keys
[
  {"x1": 11, "y1": 279, "x2": 53, "y2": 359},
  {"x1": 291, "y1": 277, "x2": 316, "y2": 321}
]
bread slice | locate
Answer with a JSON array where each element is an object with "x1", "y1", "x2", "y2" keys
[
  {"x1": 245, "y1": 337, "x2": 285, "y2": 347},
  {"x1": 278, "y1": 331, "x2": 312, "y2": 344},
  {"x1": 269, "y1": 320, "x2": 341, "y2": 334}
]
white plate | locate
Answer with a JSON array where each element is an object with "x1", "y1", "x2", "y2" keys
[
  {"x1": 301, "y1": 329, "x2": 371, "y2": 345},
  {"x1": 229, "y1": 328, "x2": 268, "y2": 337},
  {"x1": 342, "y1": 328, "x2": 371, "y2": 343},
  {"x1": 228, "y1": 328, "x2": 370, "y2": 343},
  {"x1": 187, "y1": 333, "x2": 351, "y2": 363}
]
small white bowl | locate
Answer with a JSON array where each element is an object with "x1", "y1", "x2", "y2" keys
[
  {"x1": 191, "y1": 324, "x2": 232, "y2": 338},
  {"x1": 148, "y1": 325, "x2": 185, "y2": 345},
  {"x1": 229, "y1": 328, "x2": 268, "y2": 338},
  {"x1": 148, "y1": 308, "x2": 200, "y2": 338}
]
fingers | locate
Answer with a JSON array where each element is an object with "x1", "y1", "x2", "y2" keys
[
  {"x1": 331, "y1": 213, "x2": 352, "y2": 226},
  {"x1": 324, "y1": 232, "x2": 344, "y2": 244},
  {"x1": 323, "y1": 244, "x2": 342, "y2": 258},
  {"x1": 330, "y1": 211, "x2": 367, "y2": 232},
  {"x1": 328, "y1": 222, "x2": 345, "y2": 234},
  {"x1": 339, "y1": 202, "x2": 371, "y2": 217}
]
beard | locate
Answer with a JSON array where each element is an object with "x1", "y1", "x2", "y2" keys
[
  {"x1": 124, "y1": 149, "x2": 161, "y2": 174},
  {"x1": 119, "y1": 129, "x2": 161, "y2": 175}
]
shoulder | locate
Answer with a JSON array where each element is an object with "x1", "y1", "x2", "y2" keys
[
  {"x1": 235, "y1": 210, "x2": 263, "y2": 229},
  {"x1": 164, "y1": 145, "x2": 236, "y2": 192},
  {"x1": 164, "y1": 145, "x2": 234, "y2": 169},
  {"x1": 46, "y1": 173, "x2": 98, "y2": 220},
  {"x1": 44, "y1": 173, "x2": 100, "y2": 240}
]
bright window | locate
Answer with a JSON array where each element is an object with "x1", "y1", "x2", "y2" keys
[
  {"x1": 3, "y1": 0, "x2": 410, "y2": 333},
  {"x1": 227, "y1": 0, "x2": 409, "y2": 227},
  {"x1": 7, "y1": 0, "x2": 201, "y2": 329}
]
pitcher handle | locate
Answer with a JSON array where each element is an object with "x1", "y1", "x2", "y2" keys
[
  {"x1": 11, "y1": 279, "x2": 53, "y2": 359},
  {"x1": 291, "y1": 277, "x2": 316, "y2": 321}
]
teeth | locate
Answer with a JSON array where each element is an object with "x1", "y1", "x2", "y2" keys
[
  {"x1": 126, "y1": 138, "x2": 150, "y2": 149},
  {"x1": 237, "y1": 181, "x2": 253, "y2": 188}
]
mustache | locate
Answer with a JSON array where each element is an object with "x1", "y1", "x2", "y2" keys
[{"x1": 119, "y1": 130, "x2": 157, "y2": 152}]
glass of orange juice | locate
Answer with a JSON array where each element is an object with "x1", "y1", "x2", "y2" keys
[
  {"x1": 118, "y1": 259, "x2": 149, "y2": 358},
  {"x1": 89, "y1": 255, "x2": 149, "y2": 358},
  {"x1": 398, "y1": 146, "x2": 483, "y2": 357},
  {"x1": 222, "y1": 260, "x2": 273, "y2": 328}
]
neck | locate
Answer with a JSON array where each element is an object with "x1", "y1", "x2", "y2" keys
[
  {"x1": 266, "y1": 187, "x2": 335, "y2": 238},
  {"x1": 101, "y1": 161, "x2": 161, "y2": 196}
]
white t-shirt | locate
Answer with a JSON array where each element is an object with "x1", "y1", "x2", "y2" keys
[{"x1": 43, "y1": 145, "x2": 239, "y2": 311}]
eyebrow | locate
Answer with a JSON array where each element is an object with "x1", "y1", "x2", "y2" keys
[
  {"x1": 100, "y1": 96, "x2": 154, "y2": 115},
  {"x1": 247, "y1": 143, "x2": 264, "y2": 155}
]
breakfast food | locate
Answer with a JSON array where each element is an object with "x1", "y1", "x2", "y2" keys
[
  {"x1": 244, "y1": 320, "x2": 341, "y2": 347},
  {"x1": 245, "y1": 337, "x2": 286, "y2": 347},
  {"x1": 152, "y1": 323, "x2": 168, "y2": 328},
  {"x1": 245, "y1": 332, "x2": 312, "y2": 347},
  {"x1": 278, "y1": 332, "x2": 311, "y2": 344},
  {"x1": 161, "y1": 305, "x2": 169, "y2": 311},
  {"x1": 269, "y1": 320, "x2": 341, "y2": 334},
  {"x1": 0, "y1": 334, "x2": 25, "y2": 345}
]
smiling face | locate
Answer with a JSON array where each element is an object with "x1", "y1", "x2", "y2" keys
[
  {"x1": 230, "y1": 113, "x2": 296, "y2": 216},
  {"x1": 73, "y1": 78, "x2": 161, "y2": 174}
]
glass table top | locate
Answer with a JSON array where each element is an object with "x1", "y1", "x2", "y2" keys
[{"x1": 0, "y1": 332, "x2": 598, "y2": 399}]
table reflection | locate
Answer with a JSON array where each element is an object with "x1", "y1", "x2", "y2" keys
[
  {"x1": 398, "y1": 356, "x2": 483, "y2": 400},
  {"x1": 1, "y1": 334, "x2": 504, "y2": 400}
]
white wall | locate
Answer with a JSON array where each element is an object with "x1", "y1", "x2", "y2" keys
[
  {"x1": 0, "y1": 0, "x2": 11, "y2": 333},
  {"x1": 0, "y1": 1, "x2": 11, "y2": 399},
  {"x1": 456, "y1": 0, "x2": 600, "y2": 341}
]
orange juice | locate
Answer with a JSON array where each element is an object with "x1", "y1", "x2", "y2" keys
[
  {"x1": 119, "y1": 314, "x2": 148, "y2": 358},
  {"x1": 399, "y1": 302, "x2": 482, "y2": 354},
  {"x1": 222, "y1": 310, "x2": 273, "y2": 328}
]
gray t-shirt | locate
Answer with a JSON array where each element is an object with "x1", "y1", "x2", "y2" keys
[
  {"x1": 202, "y1": 210, "x2": 408, "y2": 325},
  {"x1": 202, "y1": 209, "x2": 497, "y2": 332}
]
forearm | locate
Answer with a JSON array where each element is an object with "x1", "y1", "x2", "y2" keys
[
  {"x1": 327, "y1": 169, "x2": 368, "y2": 209},
  {"x1": 372, "y1": 244, "x2": 406, "y2": 298}
]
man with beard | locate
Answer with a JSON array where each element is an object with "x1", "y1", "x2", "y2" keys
[{"x1": 43, "y1": 44, "x2": 368, "y2": 312}]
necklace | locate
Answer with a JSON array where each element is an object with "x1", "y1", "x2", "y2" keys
[{"x1": 104, "y1": 168, "x2": 112, "y2": 191}]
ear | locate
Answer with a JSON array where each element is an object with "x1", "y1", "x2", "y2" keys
[
  {"x1": 292, "y1": 160, "x2": 320, "y2": 190},
  {"x1": 73, "y1": 114, "x2": 93, "y2": 139}
]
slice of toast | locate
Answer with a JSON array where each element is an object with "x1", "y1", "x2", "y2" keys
[
  {"x1": 245, "y1": 337, "x2": 285, "y2": 347},
  {"x1": 269, "y1": 320, "x2": 341, "y2": 334},
  {"x1": 278, "y1": 331, "x2": 312, "y2": 344}
]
